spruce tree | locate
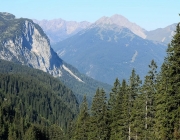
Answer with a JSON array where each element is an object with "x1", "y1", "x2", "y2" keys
[
  {"x1": 89, "y1": 88, "x2": 110, "y2": 140},
  {"x1": 121, "y1": 79, "x2": 130, "y2": 139},
  {"x1": 132, "y1": 93, "x2": 145, "y2": 139},
  {"x1": 108, "y1": 78, "x2": 120, "y2": 110},
  {"x1": 74, "y1": 96, "x2": 89, "y2": 140},
  {"x1": 110, "y1": 79, "x2": 129, "y2": 140},
  {"x1": 155, "y1": 22, "x2": 180, "y2": 139},
  {"x1": 128, "y1": 69, "x2": 142, "y2": 140},
  {"x1": 141, "y1": 60, "x2": 157, "y2": 139},
  {"x1": 109, "y1": 78, "x2": 121, "y2": 139}
]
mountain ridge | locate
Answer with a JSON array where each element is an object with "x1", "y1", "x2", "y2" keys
[
  {"x1": 53, "y1": 21, "x2": 167, "y2": 84},
  {"x1": 0, "y1": 12, "x2": 112, "y2": 103},
  {"x1": 94, "y1": 14, "x2": 147, "y2": 39},
  {"x1": 34, "y1": 14, "x2": 176, "y2": 45},
  {"x1": 33, "y1": 18, "x2": 91, "y2": 44},
  {"x1": 145, "y1": 23, "x2": 177, "y2": 44}
]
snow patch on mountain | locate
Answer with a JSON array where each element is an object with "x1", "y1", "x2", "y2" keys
[
  {"x1": 97, "y1": 29, "x2": 104, "y2": 40},
  {"x1": 58, "y1": 50, "x2": 66, "y2": 57},
  {"x1": 162, "y1": 37, "x2": 166, "y2": 42},
  {"x1": 131, "y1": 51, "x2": 138, "y2": 63},
  {"x1": 62, "y1": 65, "x2": 84, "y2": 83}
]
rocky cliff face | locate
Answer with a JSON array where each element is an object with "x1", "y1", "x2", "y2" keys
[{"x1": 0, "y1": 12, "x2": 82, "y2": 80}]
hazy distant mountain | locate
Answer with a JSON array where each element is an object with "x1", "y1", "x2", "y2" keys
[
  {"x1": 0, "y1": 12, "x2": 111, "y2": 102},
  {"x1": 94, "y1": 14, "x2": 147, "y2": 39},
  {"x1": 33, "y1": 14, "x2": 176, "y2": 46},
  {"x1": 53, "y1": 15, "x2": 167, "y2": 85},
  {"x1": 33, "y1": 19, "x2": 91, "y2": 44},
  {"x1": 145, "y1": 23, "x2": 177, "y2": 44}
]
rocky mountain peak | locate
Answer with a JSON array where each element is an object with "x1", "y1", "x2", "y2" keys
[
  {"x1": 95, "y1": 14, "x2": 129, "y2": 26},
  {"x1": 94, "y1": 14, "x2": 147, "y2": 39}
]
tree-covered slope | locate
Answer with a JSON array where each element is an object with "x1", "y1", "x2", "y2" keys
[
  {"x1": 60, "y1": 62, "x2": 112, "y2": 103},
  {"x1": 0, "y1": 59, "x2": 79, "y2": 114},
  {"x1": 0, "y1": 59, "x2": 79, "y2": 134}
]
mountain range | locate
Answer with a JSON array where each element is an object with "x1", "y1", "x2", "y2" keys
[
  {"x1": 34, "y1": 14, "x2": 176, "y2": 45},
  {"x1": 33, "y1": 19, "x2": 91, "y2": 44},
  {"x1": 0, "y1": 12, "x2": 111, "y2": 103},
  {"x1": 0, "y1": 12, "x2": 176, "y2": 96},
  {"x1": 0, "y1": 11, "x2": 178, "y2": 140},
  {"x1": 52, "y1": 15, "x2": 170, "y2": 84}
]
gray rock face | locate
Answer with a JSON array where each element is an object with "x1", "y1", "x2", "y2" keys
[
  {"x1": 1, "y1": 20, "x2": 62, "y2": 76},
  {"x1": 94, "y1": 14, "x2": 147, "y2": 39},
  {"x1": 33, "y1": 19, "x2": 91, "y2": 44},
  {"x1": 0, "y1": 13, "x2": 85, "y2": 82}
]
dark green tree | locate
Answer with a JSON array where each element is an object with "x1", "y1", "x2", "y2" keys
[
  {"x1": 89, "y1": 88, "x2": 110, "y2": 140},
  {"x1": 132, "y1": 93, "x2": 145, "y2": 139},
  {"x1": 48, "y1": 125, "x2": 65, "y2": 140},
  {"x1": 155, "y1": 22, "x2": 180, "y2": 139},
  {"x1": 108, "y1": 78, "x2": 120, "y2": 110},
  {"x1": 140, "y1": 60, "x2": 157, "y2": 139},
  {"x1": 110, "y1": 79, "x2": 129, "y2": 140},
  {"x1": 8, "y1": 124, "x2": 17, "y2": 140},
  {"x1": 128, "y1": 69, "x2": 142, "y2": 139},
  {"x1": 74, "y1": 96, "x2": 90, "y2": 140},
  {"x1": 108, "y1": 78, "x2": 121, "y2": 139}
]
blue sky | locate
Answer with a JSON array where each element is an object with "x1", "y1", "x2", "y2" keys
[{"x1": 1, "y1": 0, "x2": 179, "y2": 30}]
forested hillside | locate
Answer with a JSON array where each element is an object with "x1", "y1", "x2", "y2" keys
[
  {"x1": 59, "y1": 62, "x2": 112, "y2": 104},
  {"x1": 0, "y1": 59, "x2": 79, "y2": 113},
  {"x1": 71, "y1": 23, "x2": 180, "y2": 139},
  {"x1": 0, "y1": 59, "x2": 79, "y2": 139}
]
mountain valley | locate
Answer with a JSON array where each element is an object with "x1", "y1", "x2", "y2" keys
[
  {"x1": 52, "y1": 15, "x2": 169, "y2": 84},
  {"x1": 0, "y1": 11, "x2": 179, "y2": 140}
]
